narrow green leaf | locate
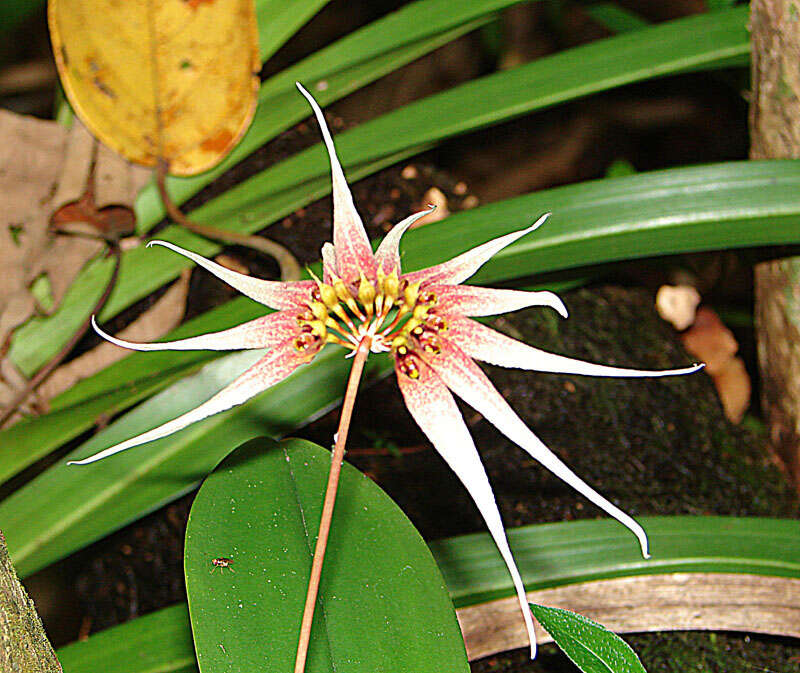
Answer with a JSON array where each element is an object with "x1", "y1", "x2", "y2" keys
[
  {"x1": 255, "y1": 0, "x2": 331, "y2": 62},
  {"x1": 56, "y1": 516, "x2": 800, "y2": 673},
  {"x1": 185, "y1": 437, "x2": 469, "y2": 672},
  {"x1": 584, "y1": 3, "x2": 648, "y2": 33},
  {"x1": 9, "y1": 6, "x2": 750, "y2": 376},
  {"x1": 529, "y1": 603, "x2": 646, "y2": 673},
  {"x1": 5, "y1": 160, "x2": 800, "y2": 572},
  {"x1": 57, "y1": 604, "x2": 195, "y2": 673},
  {"x1": 0, "y1": 298, "x2": 263, "y2": 485},
  {"x1": 2, "y1": 346, "x2": 374, "y2": 577}
]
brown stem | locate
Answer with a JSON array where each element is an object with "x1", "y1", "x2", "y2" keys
[
  {"x1": 293, "y1": 336, "x2": 372, "y2": 673},
  {"x1": 0, "y1": 244, "x2": 122, "y2": 428},
  {"x1": 155, "y1": 162, "x2": 302, "y2": 281}
]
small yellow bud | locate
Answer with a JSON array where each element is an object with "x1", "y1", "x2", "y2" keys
[
  {"x1": 319, "y1": 283, "x2": 339, "y2": 309},
  {"x1": 358, "y1": 272, "x2": 376, "y2": 310},
  {"x1": 404, "y1": 281, "x2": 421, "y2": 308},
  {"x1": 384, "y1": 270, "x2": 400, "y2": 301},
  {"x1": 412, "y1": 304, "x2": 429, "y2": 321},
  {"x1": 309, "y1": 301, "x2": 328, "y2": 322}
]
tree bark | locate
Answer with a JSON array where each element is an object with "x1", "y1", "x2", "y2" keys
[
  {"x1": 0, "y1": 530, "x2": 61, "y2": 673},
  {"x1": 750, "y1": 0, "x2": 800, "y2": 487}
]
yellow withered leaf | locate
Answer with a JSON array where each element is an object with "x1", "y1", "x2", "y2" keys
[{"x1": 49, "y1": 0, "x2": 260, "y2": 176}]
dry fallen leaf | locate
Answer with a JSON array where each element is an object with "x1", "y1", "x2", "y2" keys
[
  {"x1": 0, "y1": 110, "x2": 149, "y2": 424},
  {"x1": 680, "y1": 307, "x2": 738, "y2": 376},
  {"x1": 680, "y1": 307, "x2": 751, "y2": 423},
  {"x1": 49, "y1": 0, "x2": 260, "y2": 175}
]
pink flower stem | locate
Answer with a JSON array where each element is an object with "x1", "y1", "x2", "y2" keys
[{"x1": 293, "y1": 335, "x2": 372, "y2": 673}]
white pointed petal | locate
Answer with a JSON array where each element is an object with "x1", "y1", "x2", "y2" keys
[
  {"x1": 91, "y1": 311, "x2": 300, "y2": 353},
  {"x1": 426, "y1": 340, "x2": 651, "y2": 558},
  {"x1": 449, "y1": 317, "x2": 704, "y2": 378},
  {"x1": 374, "y1": 206, "x2": 436, "y2": 275},
  {"x1": 147, "y1": 240, "x2": 313, "y2": 310},
  {"x1": 431, "y1": 285, "x2": 568, "y2": 318},
  {"x1": 395, "y1": 357, "x2": 537, "y2": 658},
  {"x1": 68, "y1": 341, "x2": 305, "y2": 465},
  {"x1": 296, "y1": 82, "x2": 375, "y2": 282},
  {"x1": 403, "y1": 213, "x2": 550, "y2": 287},
  {"x1": 321, "y1": 242, "x2": 337, "y2": 284}
]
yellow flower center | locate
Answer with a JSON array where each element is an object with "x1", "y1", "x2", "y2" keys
[{"x1": 294, "y1": 269, "x2": 446, "y2": 362}]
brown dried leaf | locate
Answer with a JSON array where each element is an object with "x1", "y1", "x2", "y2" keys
[
  {"x1": 680, "y1": 306, "x2": 751, "y2": 423},
  {"x1": 0, "y1": 110, "x2": 148, "y2": 421}
]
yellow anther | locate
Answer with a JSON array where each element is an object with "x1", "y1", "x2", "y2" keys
[
  {"x1": 412, "y1": 304, "x2": 429, "y2": 321},
  {"x1": 319, "y1": 284, "x2": 339, "y2": 309},
  {"x1": 308, "y1": 301, "x2": 328, "y2": 322},
  {"x1": 358, "y1": 272, "x2": 376, "y2": 314},
  {"x1": 308, "y1": 320, "x2": 327, "y2": 338},
  {"x1": 332, "y1": 276, "x2": 350, "y2": 302},
  {"x1": 384, "y1": 270, "x2": 400, "y2": 301},
  {"x1": 403, "y1": 280, "x2": 421, "y2": 308},
  {"x1": 412, "y1": 326, "x2": 424, "y2": 336},
  {"x1": 402, "y1": 317, "x2": 421, "y2": 335},
  {"x1": 391, "y1": 335, "x2": 409, "y2": 351}
]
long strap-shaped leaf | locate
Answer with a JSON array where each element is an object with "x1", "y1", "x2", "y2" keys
[
  {"x1": 55, "y1": 516, "x2": 800, "y2": 672},
  {"x1": 3, "y1": 160, "x2": 800, "y2": 570},
  {"x1": 8, "y1": 7, "x2": 749, "y2": 377}
]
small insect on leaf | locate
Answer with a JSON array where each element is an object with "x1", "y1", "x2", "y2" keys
[
  {"x1": 211, "y1": 557, "x2": 234, "y2": 573},
  {"x1": 48, "y1": 0, "x2": 260, "y2": 175}
]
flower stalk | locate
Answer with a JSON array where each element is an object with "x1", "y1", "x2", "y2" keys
[{"x1": 293, "y1": 336, "x2": 371, "y2": 673}]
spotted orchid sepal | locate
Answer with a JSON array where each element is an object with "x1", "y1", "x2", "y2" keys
[{"x1": 69, "y1": 82, "x2": 704, "y2": 658}]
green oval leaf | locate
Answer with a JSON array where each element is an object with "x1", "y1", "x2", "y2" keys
[
  {"x1": 184, "y1": 437, "x2": 469, "y2": 672},
  {"x1": 529, "y1": 603, "x2": 646, "y2": 673}
]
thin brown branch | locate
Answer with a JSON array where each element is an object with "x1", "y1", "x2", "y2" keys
[
  {"x1": 293, "y1": 336, "x2": 372, "y2": 673},
  {"x1": 0, "y1": 243, "x2": 122, "y2": 428},
  {"x1": 155, "y1": 162, "x2": 301, "y2": 281}
]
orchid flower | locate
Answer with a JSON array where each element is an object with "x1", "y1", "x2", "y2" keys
[{"x1": 70, "y1": 83, "x2": 702, "y2": 658}]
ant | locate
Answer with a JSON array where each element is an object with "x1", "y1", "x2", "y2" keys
[{"x1": 210, "y1": 557, "x2": 234, "y2": 574}]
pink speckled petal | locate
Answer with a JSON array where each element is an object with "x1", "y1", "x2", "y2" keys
[
  {"x1": 431, "y1": 284, "x2": 567, "y2": 318},
  {"x1": 91, "y1": 310, "x2": 301, "y2": 352},
  {"x1": 297, "y1": 83, "x2": 376, "y2": 282},
  {"x1": 449, "y1": 317, "x2": 704, "y2": 377},
  {"x1": 403, "y1": 213, "x2": 549, "y2": 286},
  {"x1": 68, "y1": 339, "x2": 307, "y2": 465},
  {"x1": 147, "y1": 241, "x2": 313, "y2": 311},
  {"x1": 423, "y1": 338, "x2": 652, "y2": 559},
  {"x1": 395, "y1": 356, "x2": 537, "y2": 659},
  {"x1": 373, "y1": 206, "x2": 436, "y2": 275}
]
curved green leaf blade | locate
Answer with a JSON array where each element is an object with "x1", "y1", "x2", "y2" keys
[
  {"x1": 56, "y1": 516, "x2": 800, "y2": 673},
  {"x1": 57, "y1": 604, "x2": 195, "y2": 673},
  {"x1": 5, "y1": 159, "x2": 800, "y2": 574},
  {"x1": 0, "y1": 298, "x2": 263, "y2": 486},
  {"x1": 185, "y1": 437, "x2": 469, "y2": 673},
  {"x1": 529, "y1": 603, "x2": 646, "y2": 673},
  {"x1": 2, "y1": 347, "x2": 376, "y2": 577},
  {"x1": 9, "y1": 6, "x2": 750, "y2": 376}
]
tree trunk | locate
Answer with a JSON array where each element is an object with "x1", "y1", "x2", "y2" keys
[
  {"x1": 750, "y1": 0, "x2": 800, "y2": 488},
  {"x1": 0, "y1": 530, "x2": 61, "y2": 672}
]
